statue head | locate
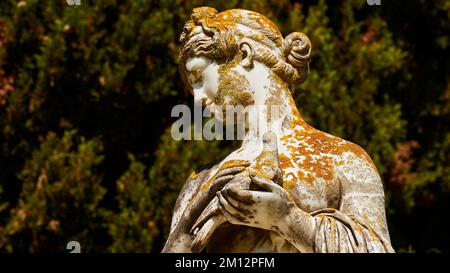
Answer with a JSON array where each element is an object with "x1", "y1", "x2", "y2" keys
[{"x1": 179, "y1": 7, "x2": 311, "y2": 115}]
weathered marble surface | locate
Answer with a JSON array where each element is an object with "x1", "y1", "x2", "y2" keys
[{"x1": 163, "y1": 7, "x2": 394, "y2": 253}]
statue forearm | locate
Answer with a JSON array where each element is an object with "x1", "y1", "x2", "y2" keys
[
  {"x1": 277, "y1": 205, "x2": 394, "y2": 253},
  {"x1": 162, "y1": 231, "x2": 193, "y2": 253},
  {"x1": 276, "y1": 206, "x2": 316, "y2": 253}
]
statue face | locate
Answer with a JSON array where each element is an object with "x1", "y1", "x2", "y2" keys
[
  {"x1": 185, "y1": 56, "x2": 255, "y2": 123},
  {"x1": 186, "y1": 56, "x2": 219, "y2": 109}
]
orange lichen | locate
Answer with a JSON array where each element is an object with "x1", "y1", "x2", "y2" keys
[
  {"x1": 192, "y1": 7, "x2": 237, "y2": 32},
  {"x1": 191, "y1": 7, "x2": 282, "y2": 45},
  {"x1": 279, "y1": 153, "x2": 293, "y2": 170},
  {"x1": 215, "y1": 9, "x2": 282, "y2": 46},
  {"x1": 188, "y1": 171, "x2": 198, "y2": 180},
  {"x1": 250, "y1": 150, "x2": 280, "y2": 181},
  {"x1": 279, "y1": 95, "x2": 378, "y2": 193}
]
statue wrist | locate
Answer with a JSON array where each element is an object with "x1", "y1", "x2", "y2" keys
[{"x1": 276, "y1": 205, "x2": 316, "y2": 252}]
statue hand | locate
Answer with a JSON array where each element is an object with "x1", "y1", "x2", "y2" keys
[
  {"x1": 163, "y1": 160, "x2": 250, "y2": 253},
  {"x1": 217, "y1": 174, "x2": 295, "y2": 232},
  {"x1": 204, "y1": 160, "x2": 250, "y2": 197},
  {"x1": 190, "y1": 173, "x2": 251, "y2": 235},
  {"x1": 188, "y1": 161, "x2": 250, "y2": 234}
]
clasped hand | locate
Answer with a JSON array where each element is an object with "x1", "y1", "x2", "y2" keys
[{"x1": 217, "y1": 173, "x2": 295, "y2": 231}]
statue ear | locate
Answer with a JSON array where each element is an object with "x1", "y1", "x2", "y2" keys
[{"x1": 239, "y1": 42, "x2": 254, "y2": 70}]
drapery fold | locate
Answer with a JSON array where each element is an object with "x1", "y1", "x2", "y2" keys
[{"x1": 311, "y1": 208, "x2": 394, "y2": 253}]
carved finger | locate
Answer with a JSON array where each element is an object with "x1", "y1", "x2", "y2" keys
[
  {"x1": 222, "y1": 175, "x2": 251, "y2": 191},
  {"x1": 219, "y1": 205, "x2": 245, "y2": 225},
  {"x1": 220, "y1": 160, "x2": 250, "y2": 170},
  {"x1": 220, "y1": 190, "x2": 254, "y2": 218},
  {"x1": 207, "y1": 174, "x2": 234, "y2": 196},
  {"x1": 251, "y1": 175, "x2": 287, "y2": 197},
  {"x1": 250, "y1": 175, "x2": 276, "y2": 191},
  {"x1": 220, "y1": 189, "x2": 239, "y2": 208},
  {"x1": 191, "y1": 217, "x2": 224, "y2": 253},
  {"x1": 210, "y1": 165, "x2": 249, "y2": 193},
  {"x1": 225, "y1": 185, "x2": 255, "y2": 204},
  {"x1": 217, "y1": 191, "x2": 241, "y2": 216},
  {"x1": 216, "y1": 166, "x2": 247, "y2": 179},
  {"x1": 190, "y1": 197, "x2": 220, "y2": 234}
]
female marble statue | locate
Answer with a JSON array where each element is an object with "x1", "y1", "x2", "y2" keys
[{"x1": 163, "y1": 7, "x2": 394, "y2": 253}]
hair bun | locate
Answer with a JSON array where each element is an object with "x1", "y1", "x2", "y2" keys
[{"x1": 282, "y1": 32, "x2": 311, "y2": 83}]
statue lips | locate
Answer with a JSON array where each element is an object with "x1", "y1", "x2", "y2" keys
[{"x1": 190, "y1": 131, "x2": 282, "y2": 252}]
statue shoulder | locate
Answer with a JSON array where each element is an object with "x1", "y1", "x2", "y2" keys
[
  {"x1": 335, "y1": 137, "x2": 379, "y2": 175},
  {"x1": 307, "y1": 128, "x2": 378, "y2": 172},
  {"x1": 325, "y1": 134, "x2": 383, "y2": 192},
  {"x1": 169, "y1": 163, "x2": 220, "y2": 232}
]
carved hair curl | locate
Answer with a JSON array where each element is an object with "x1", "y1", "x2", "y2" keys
[{"x1": 179, "y1": 7, "x2": 311, "y2": 91}]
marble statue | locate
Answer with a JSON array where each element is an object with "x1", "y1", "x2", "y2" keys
[{"x1": 162, "y1": 7, "x2": 394, "y2": 253}]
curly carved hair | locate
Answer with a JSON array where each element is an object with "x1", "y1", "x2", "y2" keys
[{"x1": 179, "y1": 7, "x2": 311, "y2": 91}]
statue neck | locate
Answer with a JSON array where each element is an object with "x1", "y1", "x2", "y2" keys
[{"x1": 238, "y1": 71, "x2": 309, "y2": 160}]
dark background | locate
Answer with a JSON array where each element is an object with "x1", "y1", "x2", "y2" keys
[{"x1": 0, "y1": 0, "x2": 449, "y2": 252}]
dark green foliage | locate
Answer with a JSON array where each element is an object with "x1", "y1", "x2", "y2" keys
[
  {"x1": 0, "y1": 0, "x2": 449, "y2": 252},
  {"x1": 0, "y1": 130, "x2": 105, "y2": 252},
  {"x1": 104, "y1": 154, "x2": 158, "y2": 252}
]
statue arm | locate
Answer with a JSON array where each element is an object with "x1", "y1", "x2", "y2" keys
[
  {"x1": 162, "y1": 168, "x2": 213, "y2": 252},
  {"x1": 162, "y1": 174, "x2": 200, "y2": 253},
  {"x1": 278, "y1": 168, "x2": 394, "y2": 253}
]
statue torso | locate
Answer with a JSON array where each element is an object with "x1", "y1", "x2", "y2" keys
[{"x1": 174, "y1": 125, "x2": 377, "y2": 253}]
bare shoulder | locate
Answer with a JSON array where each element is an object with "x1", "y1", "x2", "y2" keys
[
  {"x1": 317, "y1": 131, "x2": 384, "y2": 194},
  {"x1": 280, "y1": 124, "x2": 380, "y2": 190},
  {"x1": 304, "y1": 127, "x2": 378, "y2": 173}
]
